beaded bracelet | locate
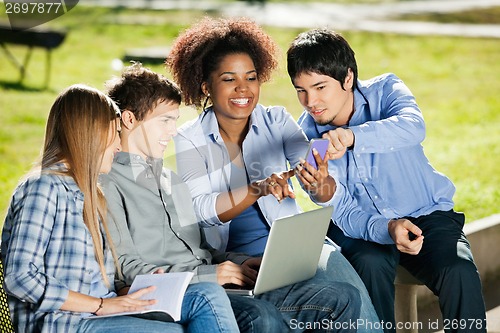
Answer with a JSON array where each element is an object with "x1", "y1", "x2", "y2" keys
[{"x1": 92, "y1": 297, "x2": 104, "y2": 315}]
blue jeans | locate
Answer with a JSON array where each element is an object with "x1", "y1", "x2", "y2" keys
[
  {"x1": 77, "y1": 282, "x2": 238, "y2": 333},
  {"x1": 228, "y1": 293, "x2": 289, "y2": 332},
  {"x1": 256, "y1": 275, "x2": 361, "y2": 332},
  {"x1": 310, "y1": 242, "x2": 383, "y2": 333}
]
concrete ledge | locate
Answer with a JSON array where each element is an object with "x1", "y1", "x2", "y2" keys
[
  {"x1": 464, "y1": 214, "x2": 500, "y2": 281},
  {"x1": 396, "y1": 266, "x2": 423, "y2": 333}
]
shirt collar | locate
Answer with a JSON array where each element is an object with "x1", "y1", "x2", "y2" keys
[
  {"x1": 114, "y1": 152, "x2": 164, "y2": 179},
  {"x1": 350, "y1": 83, "x2": 369, "y2": 126},
  {"x1": 114, "y1": 152, "x2": 161, "y2": 166},
  {"x1": 43, "y1": 163, "x2": 83, "y2": 198},
  {"x1": 200, "y1": 106, "x2": 261, "y2": 142}
]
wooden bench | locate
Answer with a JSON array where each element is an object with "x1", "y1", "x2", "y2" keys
[
  {"x1": 122, "y1": 46, "x2": 170, "y2": 65},
  {"x1": 0, "y1": 25, "x2": 66, "y2": 87}
]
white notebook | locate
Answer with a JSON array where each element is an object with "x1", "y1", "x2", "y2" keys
[{"x1": 86, "y1": 271, "x2": 194, "y2": 322}]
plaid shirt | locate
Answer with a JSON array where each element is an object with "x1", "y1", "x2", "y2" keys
[{"x1": 1, "y1": 169, "x2": 116, "y2": 333}]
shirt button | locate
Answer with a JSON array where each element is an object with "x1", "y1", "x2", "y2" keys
[
  {"x1": 390, "y1": 147, "x2": 394, "y2": 151},
  {"x1": 195, "y1": 256, "x2": 200, "y2": 260},
  {"x1": 356, "y1": 154, "x2": 361, "y2": 158},
  {"x1": 364, "y1": 178, "x2": 368, "y2": 182},
  {"x1": 361, "y1": 147, "x2": 365, "y2": 151},
  {"x1": 176, "y1": 232, "x2": 180, "y2": 237},
  {"x1": 374, "y1": 195, "x2": 378, "y2": 199}
]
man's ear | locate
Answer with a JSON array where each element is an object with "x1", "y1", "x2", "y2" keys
[
  {"x1": 344, "y1": 68, "x2": 354, "y2": 89},
  {"x1": 121, "y1": 110, "x2": 136, "y2": 130}
]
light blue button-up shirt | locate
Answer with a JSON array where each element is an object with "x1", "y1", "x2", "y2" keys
[
  {"x1": 175, "y1": 105, "x2": 310, "y2": 251},
  {"x1": 298, "y1": 73, "x2": 455, "y2": 244}
]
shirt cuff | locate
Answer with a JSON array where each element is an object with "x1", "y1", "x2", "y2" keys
[
  {"x1": 350, "y1": 126, "x2": 367, "y2": 154},
  {"x1": 191, "y1": 265, "x2": 218, "y2": 284},
  {"x1": 228, "y1": 254, "x2": 253, "y2": 266},
  {"x1": 373, "y1": 219, "x2": 395, "y2": 244},
  {"x1": 37, "y1": 282, "x2": 69, "y2": 313}
]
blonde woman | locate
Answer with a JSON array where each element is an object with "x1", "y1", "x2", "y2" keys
[{"x1": 1, "y1": 85, "x2": 236, "y2": 332}]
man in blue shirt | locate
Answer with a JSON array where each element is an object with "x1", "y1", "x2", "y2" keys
[{"x1": 287, "y1": 28, "x2": 486, "y2": 333}]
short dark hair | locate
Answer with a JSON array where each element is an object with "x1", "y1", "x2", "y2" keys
[
  {"x1": 287, "y1": 28, "x2": 358, "y2": 90},
  {"x1": 105, "y1": 62, "x2": 182, "y2": 121}
]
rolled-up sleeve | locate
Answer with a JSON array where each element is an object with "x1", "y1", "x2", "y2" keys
[
  {"x1": 3, "y1": 178, "x2": 69, "y2": 313},
  {"x1": 175, "y1": 133, "x2": 222, "y2": 227}
]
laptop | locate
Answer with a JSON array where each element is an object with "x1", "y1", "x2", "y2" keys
[{"x1": 225, "y1": 206, "x2": 334, "y2": 296}]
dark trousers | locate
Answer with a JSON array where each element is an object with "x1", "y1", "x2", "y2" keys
[{"x1": 328, "y1": 210, "x2": 486, "y2": 333}]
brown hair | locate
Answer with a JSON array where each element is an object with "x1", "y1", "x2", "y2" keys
[
  {"x1": 42, "y1": 84, "x2": 122, "y2": 285},
  {"x1": 166, "y1": 16, "x2": 279, "y2": 108},
  {"x1": 106, "y1": 62, "x2": 181, "y2": 119}
]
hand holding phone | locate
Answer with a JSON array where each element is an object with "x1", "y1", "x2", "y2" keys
[{"x1": 304, "y1": 139, "x2": 329, "y2": 169}]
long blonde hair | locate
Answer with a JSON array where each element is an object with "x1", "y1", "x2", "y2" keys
[{"x1": 42, "y1": 84, "x2": 122, "y2": 285}]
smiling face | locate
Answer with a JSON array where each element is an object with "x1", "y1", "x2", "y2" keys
[
  {"x1": 100, "y1": 119, "x2": 122, "y2": 174},
  {"x1": 125, "y1": 101, "x2": 180, "y2": 159},
  {"x1": 292, "y1": 70, "x2": 355, "y2": 126},
  {"x1": 202, "y1": 53, "x2": 260, "y2": 124}
]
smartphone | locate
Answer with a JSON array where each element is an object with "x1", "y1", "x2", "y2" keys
[{"x1": 304, "y1": 139, "x2": 329, "y2": 169}]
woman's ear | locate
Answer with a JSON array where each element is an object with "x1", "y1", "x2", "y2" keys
[
  {"x1": 201, "y1": 82, "x2": 210, "y2": 97},
  {"x1": 121, "y1": 110, "x2": 136, "y2": 130}
]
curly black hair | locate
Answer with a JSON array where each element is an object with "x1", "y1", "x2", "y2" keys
[{"x1": 166, "y1": 16, "x2": 279, "y2": 108}]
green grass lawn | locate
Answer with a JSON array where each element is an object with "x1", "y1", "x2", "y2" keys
[{"x1": 0, "y1": 6, "x2": 499, "y2": 227}]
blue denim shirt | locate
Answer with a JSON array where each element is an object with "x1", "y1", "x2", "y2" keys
[
  {"x1": 1, "y1": 168, "x2": 116, "y2": 333},
  {"x1": 175, "y1": 104, "x2": 310, "y2": 251},
  {"x1": 298, "y1": 73, "x2": 455, "y2": 244}
]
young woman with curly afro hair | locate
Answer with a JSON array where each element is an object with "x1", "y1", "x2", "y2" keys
[{"x1": 167, "y1": 16, "x2": 278, "y2": 109}]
